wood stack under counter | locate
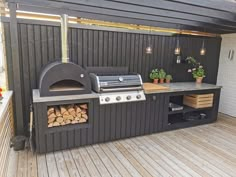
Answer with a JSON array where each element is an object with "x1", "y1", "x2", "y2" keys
[{"x1": 47, "y1": 103, "x2": 88, "y2": 127}]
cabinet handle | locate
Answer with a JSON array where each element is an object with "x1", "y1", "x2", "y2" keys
[
  {"x1": 228, "y1": 49, "x2": 234, "y2": 60},
  {"x1": 231, "y1": 50, "x2": 234, "y2": 60},
  {"x1": 228, "y1": 50, "x2": 231, "y2": 59}
]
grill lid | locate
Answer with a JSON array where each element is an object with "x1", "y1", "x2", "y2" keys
[
  {"x1": 98, "y1": 75, "x2": 142, "y2": 87},
  {"x1": 90, "y1": 72, "x2": 143, "y2": 93}
]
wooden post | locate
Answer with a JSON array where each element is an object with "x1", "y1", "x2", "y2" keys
[{"x1": 9, "y1": 3, "x2": 25, "y2": 135}]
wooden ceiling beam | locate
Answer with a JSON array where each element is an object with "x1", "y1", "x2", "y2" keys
[
  {"x1": 110, "y1": 0, "x2": 236, "y2": 22},
  {"x1": 170, "y1": 0, "x2": 236, "y2": 13},
  {"x1": 1, "y1": 12, "x2": 220, "y2": 37}
]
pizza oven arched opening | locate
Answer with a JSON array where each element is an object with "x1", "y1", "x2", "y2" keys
[{"x1": 49, "y1": 79, "x2": 84, "y2": 92}]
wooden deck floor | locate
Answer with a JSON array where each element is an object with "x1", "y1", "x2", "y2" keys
[{"x1": 7, "y1": 113, "x2": 236, "y2": 177}]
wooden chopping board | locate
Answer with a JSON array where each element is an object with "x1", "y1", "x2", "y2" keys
[{"x1": 143, "y1": 83, "x2": 169, "y2": 93}]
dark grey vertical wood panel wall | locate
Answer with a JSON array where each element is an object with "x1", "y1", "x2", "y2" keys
[{"x1": 3, "y1": 22, "x2": 221, "y2": 134}]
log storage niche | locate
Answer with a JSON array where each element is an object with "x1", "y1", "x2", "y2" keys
[{"x1": 47, "y1": 103, "x2": 89, "y2": 127}]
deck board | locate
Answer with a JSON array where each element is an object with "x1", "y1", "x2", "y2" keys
[
  {"x1": 7, "y1": 113, "x2": 236, "y2": 177},
  {"x1": 62, "y1": 150, "x2": 80, "y2": 177},
  {"x1": 45, "y1": 153, "x2": 59, "y2": 177},
  {"x1": 93, "y1": 144, "x2": 121, "y2": 177}
]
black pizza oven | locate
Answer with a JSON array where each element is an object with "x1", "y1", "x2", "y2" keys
[
  {"x1": 38, "y1": 14, "x2": 91, "y2": 97},
  {"x1": 39, "y1": 61, "x2": 91, "y2": 96}
]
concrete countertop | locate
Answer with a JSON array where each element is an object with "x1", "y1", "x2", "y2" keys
[
  {"x1": 33, "y1": 82, "x2": 222, "y2": 103},
  {"x1": 33, "y1": 89, "x2": 99, "y2": 103},
  {"x1": 144, "y1": 82, "x2": 222, "y2": 94}
]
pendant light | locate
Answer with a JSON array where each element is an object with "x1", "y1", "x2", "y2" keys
[
  {"x1": 146, "y1": 28, "x2": 152, "y2": 54},
  {"x1": 200, "y1": 39, "x2": 206, "y2": 56},
  {"x1": 174, "y1": 33, "x2": 181, "y2": 55},
  {"x1": 176, "y1": 55, "x2": 181, "y2": 64}
]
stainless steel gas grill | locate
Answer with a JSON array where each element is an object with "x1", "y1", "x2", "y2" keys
[{"x1": 88, "y1": 67, "x2": 146, "y2": 105}]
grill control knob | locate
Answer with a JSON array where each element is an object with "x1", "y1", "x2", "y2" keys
[
  {"x1": 136, "y1": 94, "x2": 142, "y2": 99},
  {"x1": 105, "y1": 97, "x2": 110, "y2": 102},
  {"x1": 126, "y1": 95, "x2": 132, "y2": 100},
  {"x1": 116, "y1": 96, "x2": 121, "y2": 101}
]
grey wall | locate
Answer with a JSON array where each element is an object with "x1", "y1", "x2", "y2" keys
[
  {"x1": 3, "y1": 21, "x2": 222, "y2": 134},
  {"x1": 217, "y1": 34, "x2": 236, "y2": 117}
]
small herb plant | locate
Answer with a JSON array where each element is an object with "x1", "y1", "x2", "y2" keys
[
  {"x1": 192, "y1": 68, "x2": 205, "y2": 78},
  {"x1": 149, "y1": 69, "x2": 159, "y2": 80},
  {"x1": 186, "y1": 57, "x2": 206, "y2": 78},
  {"x1": 165, "y1": 75, "x2": 173, "y2": 81},
  {"x1": 158, "y1": 69, "x2": 166, "y2": 79}
]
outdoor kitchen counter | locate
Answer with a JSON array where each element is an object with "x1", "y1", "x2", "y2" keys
[
  {"x1": 32, "y1": 83, "x2": 222, "y2": 153},
  {"x1": 144, "y1": 82, "x2": 222, "y2": 94},
  {"x1": 33, "y1": 82, "x2": 222, "y2": 103},
  {"x1": 32, "y1": 89, "x2": 99, "y2": 103}
]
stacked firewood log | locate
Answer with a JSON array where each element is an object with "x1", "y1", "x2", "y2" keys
[{"x1": 47, "y1": 104, "x2": 88, "y2": 127}]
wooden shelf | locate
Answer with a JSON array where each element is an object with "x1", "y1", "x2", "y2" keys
[
  {"x1": 167, "y1": 118, "x2": 211, "y2": 130},
  {"x1": 46, "y1": 123, "x2": 91, "y2": 133}
]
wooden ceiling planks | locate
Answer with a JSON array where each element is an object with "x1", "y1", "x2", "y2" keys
[{"x1": 6, "y1": 0, "x2": 236, "y2": 34}]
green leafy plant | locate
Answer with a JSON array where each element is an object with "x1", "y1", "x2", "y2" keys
[
  {"x1": 158, "y1": 69, "x2": 166, "y2": 79},
  {"x1": 165, "y1": 75, "x2": 173, "y2": 81},
  {"x1": 149, "y1": 69, "x2": 159, "y2": 80},
  {"x1": 192, "y1": 68, "x2": 205, "y2": 78},
  {"x1": 186, "y1": 57, "x2": 206, "y2": 78}
]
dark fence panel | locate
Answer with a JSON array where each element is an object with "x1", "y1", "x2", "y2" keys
[{"x1": 3, "y1": 21, "x2": 221, "y2": 134}]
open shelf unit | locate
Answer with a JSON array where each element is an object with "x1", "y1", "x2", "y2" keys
[{"x1": 167, "y1": 94, "x2": 214, "y2": 129}]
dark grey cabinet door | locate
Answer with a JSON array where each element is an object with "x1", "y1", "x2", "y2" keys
[{"x1": 144, "y1": 94, "x2": 168, "y2": 133}]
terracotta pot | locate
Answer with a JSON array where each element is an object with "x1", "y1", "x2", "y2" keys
[
  {"x1": 196, "y1": 77, "x2": 203, "y2": 84},
  {"x1": 165, "y1": 79, "x2": 170, "y2": 83},
  {"x1": 160, "y1": 78, "x2": 164, "y2": 84},
  {"x1": 153, "y1": 79, "x2": 159, "y2": 84}
]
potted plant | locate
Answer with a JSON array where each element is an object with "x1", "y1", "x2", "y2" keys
[
  {"x1": 159, "y1": 69, "x2": 166, "y2": 84},
  {"x1": 165, "y1": 75, "x2": 173, "y2": 83},
  {"x1": 0, "y1": 88, "x2": 3, "y2": 100},
  {"x1": 186, "y1": 56, "x2": 206, "y2": 83},
  {"x1": 149, "y1": 69, "x2": 159, "y2": 84}
]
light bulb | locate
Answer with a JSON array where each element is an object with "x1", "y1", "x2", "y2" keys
[
  {"x1": 174, "y1": 47, "x2": 181, "y2": 55},
  {"x1": 146, "y1": 46, "x2": 152, "y2": 54},
  {"x1": 200, "y1": 47, "x2": 206, "y2": 56},
  {"x1": 200, "y1": 39, "x2": 206, "y2": 56}
]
